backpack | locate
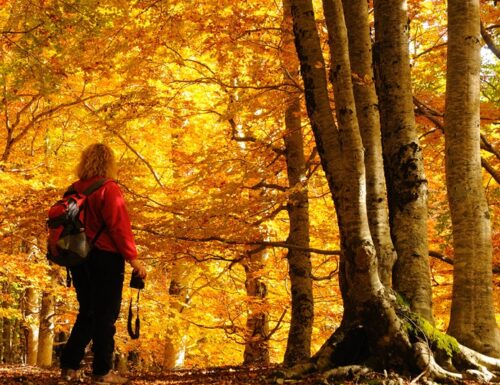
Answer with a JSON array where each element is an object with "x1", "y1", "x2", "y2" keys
[{"x1": 46, "y1": 179, "x2": 108, "y2": 267}]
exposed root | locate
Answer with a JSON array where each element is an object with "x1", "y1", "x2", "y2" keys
[
  {"x1": 457, "y1": 343, "x2": 500, "y2": 371},
  {"x1": 275, "y1": 299, "x2": 500, "y2": 384},
  {"x1": 413, "y1": 341, "x2": 463, "y2": 382},
  {"x1": 275, "y1": 338, "x2": 500, "y2": 384},
  {"x1": 414, "y1": 341, "x2": 500, "y2": 383},
  {"x1": 323, "y1": 365, "x2": 371, "y2": 380}
]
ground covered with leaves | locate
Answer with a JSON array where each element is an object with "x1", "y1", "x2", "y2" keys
[{"x1": 0, "y1": 364, "x2": 487, "y2": 385}]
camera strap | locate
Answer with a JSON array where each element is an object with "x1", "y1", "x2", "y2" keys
[{"x1": 127, "y1": 289, "x2": 141, "y2": 339}]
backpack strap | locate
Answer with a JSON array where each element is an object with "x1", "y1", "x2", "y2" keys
[
  {"x1": 63, "y1": 178, "x2": 109, "y2": 197},
  {"x1": 90, "y1": 223, "x2": 106, "y2": 245},
  {"x1": 63, "y1": 184, "x2": 77, "y2": 197},
  {"x1": 82, "y1": 178, "x2": 109, "y2": 196},
  {"x1": 84, "y1": 179, "x2": 111, "y2": 244}
]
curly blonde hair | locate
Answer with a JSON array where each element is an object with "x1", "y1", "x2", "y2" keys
[{"x1": 76, "y1": 143, "x2": 117, "y2": 180}]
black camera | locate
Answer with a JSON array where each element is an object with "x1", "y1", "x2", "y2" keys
[{"x1": 130, "y1": 271, "x2": 145, "y2": 289}]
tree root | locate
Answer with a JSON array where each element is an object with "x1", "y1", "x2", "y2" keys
[
  {"x1": 413, "y1": 341, "x2": 463, "y2": 382},
  {"x1": 275, "y1": 333, "x2": 500, "y2": 384},
  {"x1": 275, "y1": 297, "x2": 500, "y2": 384},
  {"x1": 413, "y1": 341, "x2": 500, "y2": 383},
  {"x1": 323, "y1": 365, "x2": 371, "y2": 380},
  {"x1": 457, "y1": 343, "x2": 500, "y2": 371}
]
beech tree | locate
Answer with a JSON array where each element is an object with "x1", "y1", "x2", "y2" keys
[
  {"x1": 341, "y1": 0, "x2": 396, "y2": 288},
  {"x1": 163, "y1": 258, "x2": 191, "y2": 369},
  {"x1": 444, "y1": 0, "x2": 500, "y2": 357},
  {"x1": 284, "y1": 0, "x2": 500, "y2": 381},
  {"x1": 163, "y1": 129, "x2": 192, "y2": 369},
  {"x1": 373, "y1": 0, "x2": 434, "y2": 322},
  {"x1": 281, "y1": 0, "x2": 313, "y2": 367},
  {"x1": 242, "y1": 249, "x2": 270, "y2": 365},
  {"x1": 22, "y1": 287, "x2": 39, "y2": 366},
  {"x1": 36, "y1": 288, "x2": 55, "y2": 368}
]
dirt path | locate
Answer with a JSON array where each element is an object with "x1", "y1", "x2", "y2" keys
[{"x1": 0, "y1": 365, "x2": 321, "y2": 385}]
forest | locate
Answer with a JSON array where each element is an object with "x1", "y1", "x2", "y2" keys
[{"x1": 0, "y1": 0, "x2": 499, "y2": 384}]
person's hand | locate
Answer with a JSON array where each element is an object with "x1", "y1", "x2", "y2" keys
[{"x1": 129, "y1": 259, "x2": 147, "y2": 279}]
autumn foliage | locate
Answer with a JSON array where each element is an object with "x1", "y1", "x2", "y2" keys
[{"x1": 0, "y1": 0, "x2": 498, "y2": 370}]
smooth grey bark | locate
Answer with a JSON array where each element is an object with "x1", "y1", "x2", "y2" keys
[
  {"x1": 290, "y1": 0, "x2": 382, "y2": 312},
  {"x1": 282, "y1": 99, "x2": 314, "y2": 366},
  {"x1": 445, "y1": 0, "x2": 500, "y2": 357},
  {"x1": 373, "y1": 0, "x2": 434, "y2": 323},
  {"x1": 321, "y1": 0, "x2": 373, "y2": 319},
  {"x1": 282, "y1": 0, "x2": 314, "y2": 367},
  {"x1": 341, "y1": 0, "x2": 396, "y2": 287}
]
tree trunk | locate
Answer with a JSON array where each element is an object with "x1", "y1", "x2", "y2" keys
[
  {"x1": 12, "y1": 318, "x2": 22, "y2": 363},
  {"x1": 2, "y1": 317, "x2": 13, "y2": 363},
  {"x1": 373, "y1": 0, "x2": 434, "y2": 323},
  {"x1": 163, "y1": 128, "x2": 191, "y2": 369},
  {"x1": 282, "y1": 0, "x2": 314, "y2": 367},
  {"x1": 291, "y1": 0, "x2": 378, "y2": 323},
  {"x1": 37, "y1": 290, "x2": 55, "y2": 367},
  {"x1": 163, "y1": 258, "x2": 190, "y2": 369},
  {"x1": 1, "y1": 281, "x2": 13, "y2": 363},
  {"x1": 444, "y1": 0, "x2": 500, "y2": 357},
  {"x1": 341, "y1": 0, "x2": 396, "y2": 287},
  {"x1": 288, "y1": 0, "x2": 419, "y2": 371},
  {"x1": 320, "y1": 0, "x2": 387, "y2": 320},
  {"x1": 23, "y1": 287, "x2": 39, "y2": 366},
  {"x1": 285, "y1": 0, "x2": 500, "y2": 381},
  {"x1": 243, "y1": 249, "x2": 270, "y2": 366},
  {"x1": 0, "y1": 318, "x2": 3, "y2": 362}
]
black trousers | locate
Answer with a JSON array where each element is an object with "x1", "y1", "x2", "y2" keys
[{"x1": 60, "y1": 248, "x2": 125, "y2": 375}]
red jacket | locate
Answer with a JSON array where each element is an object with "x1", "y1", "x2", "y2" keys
[{"x1": 72, "y1": 176, "x2": 138, "y2": 261}]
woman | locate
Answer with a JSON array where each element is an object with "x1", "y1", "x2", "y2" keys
[{"x1": 60, "y1": 143, "x2": 147, "y2": 384}]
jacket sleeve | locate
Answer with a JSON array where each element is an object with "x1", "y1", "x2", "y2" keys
[{"x1": 101, "y1": 181, "x2": 138, "y2": 261}]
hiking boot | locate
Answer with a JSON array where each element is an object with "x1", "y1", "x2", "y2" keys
[
  {"x1": 92, "y1": 371, "x2": 129, "y2": 385},
  {"x1": 61, "y1": 368, "x2": 84, "y2": 382}
]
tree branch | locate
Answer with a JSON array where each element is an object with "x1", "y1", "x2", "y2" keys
[
  {"x1": 481, "y1": 21, "x2": 500, "y2": 60},
  {"x1": 2, "y1": 95, "x2": 100, "y2": 161},
  {"x1": 228, "y1": 117, "x2": 285, "y2": 155},
  {"x1": 429, "y1": 249, "x2": 500, "y2": 274},
  {"x1": 111, "y1": 129, "x2": 166, "y2": 189},
  {"x1": 481, "y1": 157, "x2": 500, "y2": 184},
  {"x1": 414, "y1": 97, "x2": 499, "y2": 183},
  {"x1": 481, "y1": 134, "x2": 500, "y2": 161},
  {"x1": 264, "y1": 309, "x2": 287, "y2": 341},
  {"x1": 1, "y1": 23, "x2": 43, "y2": 35},
  {"x1": 177, "y1": 236, "x2": 343, "y2": 256},
  {"x1": 247, "y1": 181, "x2": 287, "y2": 192},
  {"x1": 311, "y1": 269, "x2": 338, "y2": 281}
]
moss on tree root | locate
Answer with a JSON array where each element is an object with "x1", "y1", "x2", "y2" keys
[{"x1": 398, "y1": 305, "x2": 460, "y2": 360}]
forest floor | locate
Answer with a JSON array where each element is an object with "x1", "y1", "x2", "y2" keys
[{"x1": 0, "y1": 364, "x2": 486, "y2": 385}]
